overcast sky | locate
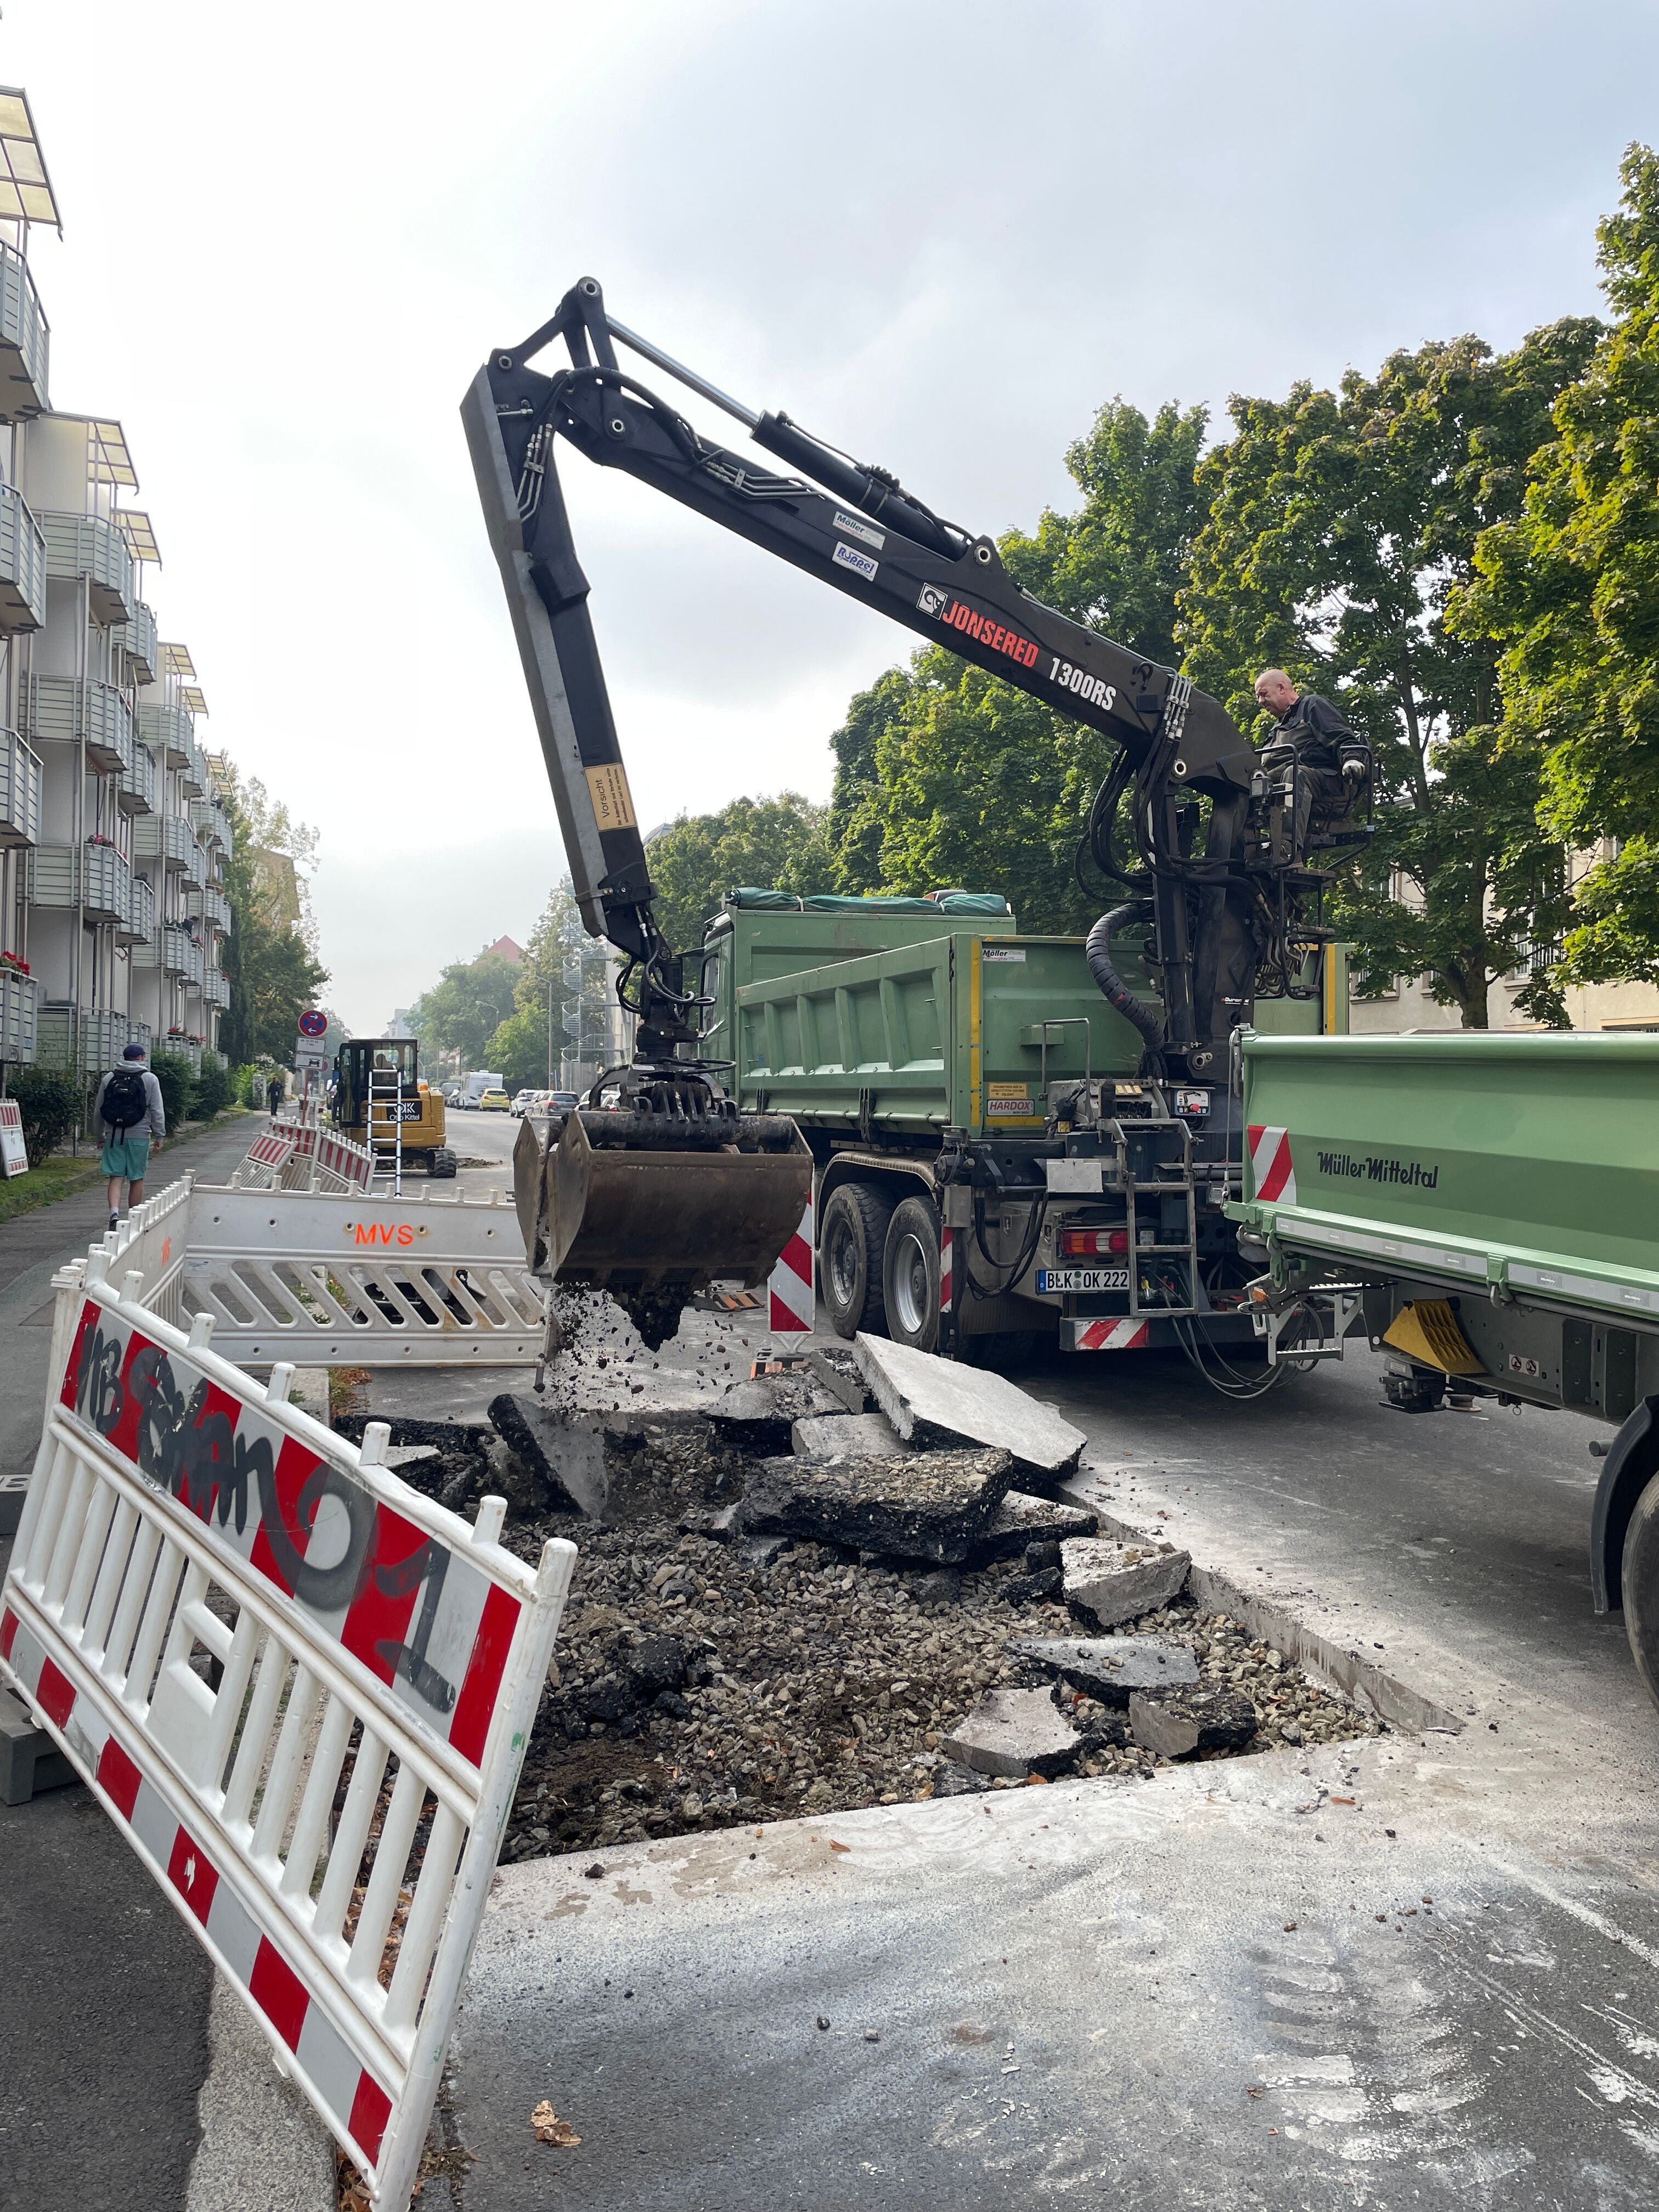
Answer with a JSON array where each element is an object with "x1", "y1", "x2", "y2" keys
[{"x1": 9, "y1": 1, "x2": 1658, "y2": 1030}]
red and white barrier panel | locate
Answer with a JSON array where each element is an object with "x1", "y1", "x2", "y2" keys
[
  {"x1": 290, "y1": 1122, "x2": 374, "y2": 1191},
  {"x1": 1246, "y1": 1123, "x2": 1296, "y2": 1206},
  {"x1": 768, "y1": 1191, "x2": 815, "y2": 1338},
  {"x1": 1, "y1": 1254, "x2": 574, "y2": 2212},
  {"x1": 0, "y1": 1096, "x2": 26, "y2": 1178},
  {"x1": 1073, "y1": 1317, "x2": 1151, "y2": 1351}
]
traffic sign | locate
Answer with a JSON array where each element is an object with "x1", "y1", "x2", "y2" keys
[{"x1": 298, "y1": 1009, "x2": 328, "y2": 1039}]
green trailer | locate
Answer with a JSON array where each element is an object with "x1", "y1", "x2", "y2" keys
[
  {"x1": 696, "y1": 890, "x2": 1341, "y2": 1361},
  {"x1": 1229, "y1": 1029, "x2": 1659, "y2": 1697}
]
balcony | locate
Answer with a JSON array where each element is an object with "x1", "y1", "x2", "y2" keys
[
  {"x1": 133, "y1": 811, "x2": 191, "y2": 871},
  {"x1": 0, "y1": 727, "x2": 41, "y2": 848},
  {"x1": 202, "y1": 968, "x2": 230, "y2": 1011},
  {"x1": 184, "y1": 834, "x2": 207, "y2": 890},
  {"x1": 38, "y1": 1005, "x2": 149, "y2": 1076},
  {"x1": 140, "y1": 921, "x2": 202, "y2": 980},
  {"x1": 188, "y1": 796, "x2": 233, "y2": 851},
  {"x1": 118, "y1": 871, "x2": 156, "y2": 950},
  {"x1": 114, "y1": 599, "x2": 157, "y2": 685},
  {"x1": 0, "y1": 483, "x2": 46, "y2": 633},
  {"x1": 182, "y1": 738, "x2": 207, "y2": 798},
  {"x1": 0, "y1": 241, "x2": 49, "y2": 419},
  {"x1": 40, "y1": 510, "x2": 134, "y2": 628},
  {"x1": 189, "y1": 882, "x2": 230, "y2": 936},
  {"x1": 119, "y1": 737, "x2": 155, "y2": 816},
  {"x1": 29, "y1": 840, "x2": 131, "y2": 925},
  {"x1": 0, "y1": 968, "x2": 37, "y2": 1063},
  {"x1": 137, "y1": 700, "x2": 193, "y2": 769},
  {"x1": 26, "y1": 675, "x2": 133, "y2": 776}
]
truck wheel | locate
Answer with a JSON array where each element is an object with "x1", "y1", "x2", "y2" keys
[
  {"x1": 430, "y1": 1148, "x2": 458, "y2": 1179},
  {"x1": 882, "y1": 1198, "x2": 942, "y2": 1354},
  {"x1": 819, "y1": 1183, "x2": 892, "y2": 1340},
  {"x1": 1623, "y1": 1475, "x2": 1659, "y2": 1707}
]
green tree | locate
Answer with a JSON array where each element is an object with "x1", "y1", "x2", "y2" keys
[
  {"x1": 1180, "y1": 322, "x2": 1601, "y2": 1027},
  {"x1": 218, "y1": 772, "x2": 330, "y2": 1064},
  {"x1": 1454, "y1": 145, "x2": 1659, "y2": 987},
  {"x1": 645, "y1": 793, "x2": 832, "y2": 950},
  {"x1": 825, "y1": 396, "x2": 1209, "y2": 923},
  {"x1": 408, "y1": 950, "x2": 524, "y2": 1070}
]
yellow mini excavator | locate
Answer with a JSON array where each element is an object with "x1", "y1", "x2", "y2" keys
[{"x1": 331, "y1": 1039, "x2": 458, "y2": 1179}]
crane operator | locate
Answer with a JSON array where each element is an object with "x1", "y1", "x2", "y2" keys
[{"x1": 1252, "y1": 668, "x2": 1370, "y2": 857}]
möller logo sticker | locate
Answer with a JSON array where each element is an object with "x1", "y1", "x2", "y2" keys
[{"x1": 833, "y1": 510, "x2": 884, "y2": 550}]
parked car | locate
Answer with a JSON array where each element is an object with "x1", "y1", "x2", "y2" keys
[
  {"x1": 549, "y1": 1090, "x2": 580, "y2": 1111},
  {"x1": 444, "y1": 1088, "x2": 465, "y2": 1108},
  {"x1": 510, "y1": 1090, "x2": 538, "y2": 1117},
  {"x1": 477, "y1": 1088, "x2": 510, "y2": 1112}
]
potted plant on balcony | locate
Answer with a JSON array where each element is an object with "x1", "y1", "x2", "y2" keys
[{"x1": 0, "y1": 950, "x2": 29, "y2": 977}]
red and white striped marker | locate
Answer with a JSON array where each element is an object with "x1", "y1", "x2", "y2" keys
[
  {"x1": 1246, "y1": 1124, "x2": 1297, "y2": 1205},
  {"x1": 939, "y1": 1227, "x2": 954, "y2": 1316},
  {"x1": 1, "y1": 1604, "x2": 393, "y2": 2170},
  {"x1": 768, "y1": 1193, "x2": 815, "y2": 1337},
  {"x1": 1075, "y1": 1317, "x2": 1151, "y2": 1351}
]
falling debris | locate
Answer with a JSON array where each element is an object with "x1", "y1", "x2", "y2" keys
[{"x1": 531, "y1": 2100, "x2": 582, "y2": 2147}]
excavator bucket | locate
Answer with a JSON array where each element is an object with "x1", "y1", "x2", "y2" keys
[{"x1": 513, "y1": 1109, "x2": 812, "y2": 1345}]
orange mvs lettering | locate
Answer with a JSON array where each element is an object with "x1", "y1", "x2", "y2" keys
[{"x1": 397, "y1": 1224, "x2": 414, "y2": 1246}]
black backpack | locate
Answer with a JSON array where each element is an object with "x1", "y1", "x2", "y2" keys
[{"x1": 103, "y1": 1066, "x2": 148, "y2": 1131}]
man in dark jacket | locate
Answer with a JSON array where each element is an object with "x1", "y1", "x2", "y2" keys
[
  {"x1": 93, "y1": 1041, "x2": 166, "y2": 1231},
  {"x1": 1253, "y1": 669, "x2": 1370, "y2": 856}
]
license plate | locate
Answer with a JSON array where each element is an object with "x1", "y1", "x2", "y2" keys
[{"x1": 1037, "y1": 1267, "x2": 1129, "y2": 1293}]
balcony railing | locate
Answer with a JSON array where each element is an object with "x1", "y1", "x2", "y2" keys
[
  {"x1": 140, "y1": 921, "x2": 202, "y2": 979},
  {"x1": 38, "y1": 1004, "x2": 149, "y2": 1076},
  {"x1": 29, "y1": 842, "x2": 131, "y2": 926},
  {"x1": 0, "y1": 240, "x2": 49, "y2": 419},
  {"x1": 114, "y1": 599, "x2": 158, "y2": 685},
  {"x1": 0, "y1": 969, "x2": 37, "y2": 1063},
  {"x1": 119, "y1": 737, "x2": 155, "y2": 816},
  {"x1": 0, "y1": 483, "x2": 46, "y2": 633},
  {"x1": 118, "y1": 871, "x2": 156, "y2": 950},
  {"x1": 0, "y1": 727, "x2": 41, "y2": 848},
  {"x1": 137, "y1": 700, "x2": 193, "y2": 769},
  {"x1": 133, "y1": 811, "x2": 191, "y2": 871},
  {"x1": 189, "y1": 883, "x2": 231, "y2": 936},
  {"x1": 26, "y1": 674, "x2": 133, "y2": 776},
  {"x1": 188, "y1": 797, "x2": 233, "y2": 851},
  {"x1": 40, "y1": 510, "x2": 134, "y2": 628},
  {"x1": 202, "y1": 969, "x2": 230, "y2": 1011},
  {"x1": 184, "y1": 834, "x2": 207, "y2": 890},
  {"x1": 182, "y1": 738, "x2": 207, "y2": 799}
]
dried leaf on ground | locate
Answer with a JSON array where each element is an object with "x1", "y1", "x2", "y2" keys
[{"x1": 531, "y1": 2098, "x2": 582, "y2": 2147}]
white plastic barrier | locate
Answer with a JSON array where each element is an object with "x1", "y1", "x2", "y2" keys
[
  {"x1": 1, "y1": 1252, "x2": 574, "y2": 2211},
  {"x1": 179, "y1": 1183, "x2": 544, "y2": 1367}
]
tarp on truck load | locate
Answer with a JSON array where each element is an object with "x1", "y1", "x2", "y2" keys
[
  {"x1": 1230, "y1": 1030, "x2": 1659, "y2": 1329},
  {"x1": 725, "y1": 889, "x2": 1013, "y2": 917}
]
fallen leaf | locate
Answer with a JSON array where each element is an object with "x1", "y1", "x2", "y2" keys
[
  {"x1": 828, "y1": 1839, "x2": 851, "y2": 1853},
  {"x1": 1245, "y1": 2084, "x2": 1266, "y2": 2099},
  {"x1": 1025, "y1": 1771, "x2": 1051, "y2": 1786},
  {"x1": 1329, "y1": 1796, "x2": 1356, "y2": 1806},
  {"x1": 1282, "y1": 1922, "x2": 1297, "y2": 1932},
  {"x1": 531, "y1": 2100, "x2": 582, "y2": 2148}
]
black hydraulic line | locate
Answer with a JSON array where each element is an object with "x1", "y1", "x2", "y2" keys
[{"x1": 1086, "y1": 905, "x2": 1165, "y2": 1050}]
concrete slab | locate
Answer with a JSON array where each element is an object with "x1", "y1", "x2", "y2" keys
[
  {"x1": 1130, "y1": 1684, "x2": 1258, "y2": 1757},
  {"x1": 1007, "y1": 1634, "x2": 1199, "y2": 1705},
  {"x1": 941, "y1": 1685, "x2": 1080, "y2": 1778},
  {"x1": 853, "y1": 1333, "x2": 1086, "y2": 1478},
  {"x1": 973, "y1": 1488, "x2": 1099, "y2": 1562},
  {"x1": 1061, "y1": 1535, "x2": 1190, "y2": 1626},
  {"x1": 488, "y1": 1392, "x2": 607, "y2": 1516},
  {"x1": 737, "y1": 1447, "x2": 1013, "y2": 1563},
  {"x1": 789, "y1": 1410, "x2": 910, "y2": 1462}
]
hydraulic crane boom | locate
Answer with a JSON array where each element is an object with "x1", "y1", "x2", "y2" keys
[{"x1": 464, "y1": 276, "x2": 1369, "y2": 1091}]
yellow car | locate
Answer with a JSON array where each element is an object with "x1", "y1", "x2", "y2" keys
[{"x1": 478, "y1": 1087, "x2": 510, "y2": 1111}]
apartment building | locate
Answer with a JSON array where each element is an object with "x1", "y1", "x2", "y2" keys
[{"x1": 0, "y1": 87, "x2": 229, "y2": 1086}]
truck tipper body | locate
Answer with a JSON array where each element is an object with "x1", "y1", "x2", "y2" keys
[
  {"x1": 697, "y1": 890, "x2": 1341, "y2": 1359},
  {"x1": 1228, "y1": 1028, "x2": 1659, "y2": 1696}
]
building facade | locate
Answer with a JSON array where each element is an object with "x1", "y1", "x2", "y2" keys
[{"x1": 0, "y1": 88, "x2": 229, "y2": 1086}]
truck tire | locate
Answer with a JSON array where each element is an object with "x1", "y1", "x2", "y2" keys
[
  {"x1": 429, "y1": 1147, "x2": 458, "y2": 1179},
  {"x1": 1623, "y1": 1474, "x2": 1659, "y2": 1708},
  {"x1": 819, "y1": 1183, "x2": 892, "y2": 1340},
  {"x1": 882, "y1": 1197, "x2": 943, "y2": 1354}
]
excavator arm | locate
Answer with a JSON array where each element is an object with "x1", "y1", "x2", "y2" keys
[{"x1": 464, "y1": 276, "x2": 1368, "y2": 1086}]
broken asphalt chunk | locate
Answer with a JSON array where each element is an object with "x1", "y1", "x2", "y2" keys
[
  {"x1": 943, "y1": 1685, "x2": 1080, "y2": 1780},
  {"x1": 1128, "y1": 1684, "x2": 1258, "y2": 1758},
  {"x1": 737, "y1": 1448, "x2": 1014, "y2": 1564},
  {"x1": 487, "y1": 1393, "x2": 608, "y2": 1517},
  {"x1": 970, "y1": 1489, "x2": 1099, "y2": 1564},
  {"x1": 1008, "y1": 1634, "x2": 1199, "y2": 1707},
  {"x1": 707, "y1": 1368, "x2": 847, "y2": 1455},
  {"x1": 852, "y1": 1335, "x2": 1086, "y2": 1481},
  {"x1": 790, "y1": 1410, "x2": 911, "y2": 1463},
  {"x1": 1060, "y1": 1536, "x2": 1190, "y2": 1628}
]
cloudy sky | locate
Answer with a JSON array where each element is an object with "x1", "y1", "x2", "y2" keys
[{"x1": 9, "y1": 1, "x2": 1658, "y2": 1029}]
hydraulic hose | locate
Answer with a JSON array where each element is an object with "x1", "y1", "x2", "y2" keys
[{"x1": 1086, "y1": 905, "x2": 1165, "y2": 1051}]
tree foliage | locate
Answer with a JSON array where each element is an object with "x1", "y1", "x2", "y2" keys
[
  {"x1": 1454, "y1": 144, "x2": 1659, "y2": 985},
  {"x1": 407, "y1": 950, "x2": 524, "y2": 1070},
  {"x1": 646, "y1": 793, "x2": 832, "y2": 952},
  {"x1": 1180, "y1": 323, "x2": 1601, "y2": 1026},
  {"x1": 825, "y1": 398, "x2": 1209, "y2": 926},
  {"x1": 217, "y1": 771, "x2": 330, "y2": 1064}
]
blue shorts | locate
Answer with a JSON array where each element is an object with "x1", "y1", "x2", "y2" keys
[{"x1": 100, "y1": 1133, "x2": 151, "y2": 1181}]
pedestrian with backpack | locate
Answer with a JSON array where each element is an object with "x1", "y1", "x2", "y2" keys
[{"x1": 93, "y1": 1041, "x2": 165, "y2": 1231}]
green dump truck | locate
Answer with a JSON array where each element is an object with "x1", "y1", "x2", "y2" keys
[
  {"x1": 1229, "y1": 1029, "x2": 1659, "y2": 1696},
  {"x1": 696, "y1": 890, "x2": 1340, "y2": 1363}
]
